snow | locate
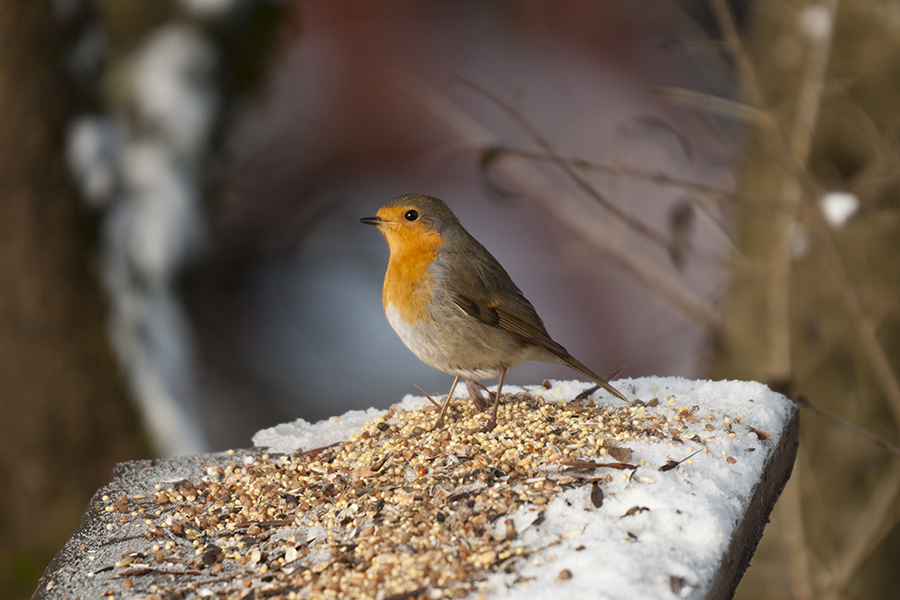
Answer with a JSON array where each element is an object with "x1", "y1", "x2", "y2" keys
[
  {"x1": 67, "y1": 115, "x2": 120, "y2": 207},
  {"x1": 254, "y1": 376, "x2": 795, "y2": 599},
  {"x1": 819, "y1": 191, "x2": 859, "y2": 228},
  {"x1": 131, "y1": 25, "x2": 219, "y2": 158},
  {"x1": 119, "y1": 141, "x2": 207, "y2": 287},
  {"x1": 799, "y1": 4, "x2": 833, "y2": 41},
  {"x1": 64, "y1": 21, "x2": 220, "y2": 456},
  {"x1": 253, "y1": 406, "x2": 389, "y2": 454}
]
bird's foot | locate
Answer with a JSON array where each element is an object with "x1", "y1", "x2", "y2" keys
[{"x1": 431, "y1": 400, "x2": 452, "y2": 430}]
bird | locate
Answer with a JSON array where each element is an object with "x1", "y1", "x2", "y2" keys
[{"x1": 359, "y1": 193, "x2": 628, "y2": 430}]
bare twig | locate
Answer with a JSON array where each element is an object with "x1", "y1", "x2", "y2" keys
[
  {"x1": 710, "y1": 0, "x2": 768, "y2": 109},
  {"x1": 765, "y1": 0, "x2": 838, "y2": 384},
  {"x1": 395, "y1": 75, "x2": 720, "y2": 326},
  {"x1": 783, "y1": 474, "x2": 814, "y2": 600},
  {"x1": 825, "y1": 461, "x2": 900, "y2": 598},
  {"x1": 485, "y1": 146, "x2": 739, "y2": 252},
  {"x1": 807, "y1": 212, "x2": 900, "y2": 426},
  {"x1": 795, "y1": 395, "x2": 900, "y2": 458},
  {"x1": 494, "y1": 147, "x2": 733, "y2": 197},
  {"x1": 652, "y1": 87, "x2": 772, "y2": 125},
  {"x1": 458, "y1": 78, "x2": 680, "y2": 256}
]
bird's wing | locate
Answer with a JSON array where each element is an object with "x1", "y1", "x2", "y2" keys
[
  {"x1": 453, "y1": 290, "x2": 629, "y2": 401},
  {"x1": 451, "y1": 290, "x2": 555, "y2": 346},
  {"x1": 445, "y1": 244, "x2": 629, "y2": 401},
  {"x1": 441, "y1": 232, "x2": 565, "y2": 355}
]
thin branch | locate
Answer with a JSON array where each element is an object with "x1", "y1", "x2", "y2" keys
[
  {"x1": 395, "y1": 74, "x2": 720, "y2": 327},
  {"x1": 783, "y1": 472, "x2": 815, "y2": 600},
  {"x1": 482, "y1": 146, "x2": 738, "y2": 260},
  {"x1": 795, "y1": 395, "x2": 900, "y2": 459},
  {"x1": 457, "y1": 78, "x2": 681, "y2": 256},
  {"x1": 652, "y1": 87, "x2": 773, "y2": 125},
  {"x1": 808, "y1": 210, "x2": 900, "y2": 426},
  {"x1": 491, "y1": 146, "x2": 736, "y2": 201},
  {"x1": 709, "y1": 0, "x2": 768, "y2": 110},
  {"x1": 786, "y1": 4, "x2": 836, "y2": 163},
  {"x1": 766, "y1": 0, "x2": 839, "y2": 383},
  {"x1": 825, "y1": 460, "x2": 900, "y2": 597}
]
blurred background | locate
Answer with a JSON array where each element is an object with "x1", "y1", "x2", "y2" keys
[{"x1": 2, "y1": 0, "x2": 898, "y2": 598}]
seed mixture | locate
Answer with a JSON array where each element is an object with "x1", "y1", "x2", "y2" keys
[{"x1": 93, "y1": 387, "x2": 766, "y2": 600}]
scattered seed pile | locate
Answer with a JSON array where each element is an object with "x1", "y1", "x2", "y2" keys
[{"x1": 96, "y1": 388, "x2": 765, "y2": 600}]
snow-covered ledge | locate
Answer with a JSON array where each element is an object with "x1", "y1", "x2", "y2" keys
[{"x1": 34, "y1": 377, "x2": 798, "y2": 600}]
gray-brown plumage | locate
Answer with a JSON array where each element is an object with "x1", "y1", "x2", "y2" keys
[{"x1": 360, "y1": 193, "x2": 628, "y2": 430}]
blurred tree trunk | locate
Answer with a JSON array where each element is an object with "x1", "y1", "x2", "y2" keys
[{"x1": 0, "y1": 3, "x2": 147, "y2": 598}]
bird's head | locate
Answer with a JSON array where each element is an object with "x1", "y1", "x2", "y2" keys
[{"x1": 359, "y1": 194, "x2": 461, "y2": 257}]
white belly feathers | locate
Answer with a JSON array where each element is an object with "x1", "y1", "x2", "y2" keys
[{"x1": 384, "y1": 302, "x2": 539, "y2": 380}]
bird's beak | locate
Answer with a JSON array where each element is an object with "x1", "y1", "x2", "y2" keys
[{"x1": 358, "y1": 216, "x2": 384, "y2": 227}]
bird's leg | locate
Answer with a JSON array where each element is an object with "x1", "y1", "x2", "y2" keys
[
  {"x1": 484, "y1": 367, "x2": 508, "y2": 432},
  {"x1": 466, "y1": 379, "x2": 490, "y2": 411},
  {"x1": 433, "y1": 374, "x2": 462, "y2": 429}
]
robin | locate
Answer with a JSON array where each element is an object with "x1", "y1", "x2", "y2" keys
[{"x1": 360, "y1": 193, "x2": 628, "y2": 430}]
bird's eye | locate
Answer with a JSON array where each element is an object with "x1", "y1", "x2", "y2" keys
[{"x1": 404, "y1": 209, "x2": 419, "y2": 221}]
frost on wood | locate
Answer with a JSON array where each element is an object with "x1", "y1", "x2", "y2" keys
[{"x1": 35, "y1": 377, "x2": 797, "y2": 600}]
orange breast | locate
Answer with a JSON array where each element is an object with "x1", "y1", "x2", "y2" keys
[{"x1": 381, "y1": 228, "x2": 442, "y2": 325}]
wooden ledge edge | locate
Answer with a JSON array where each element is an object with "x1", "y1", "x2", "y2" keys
[{"x1": 707, "y1": 405, "x2": 800, "y2": 599}]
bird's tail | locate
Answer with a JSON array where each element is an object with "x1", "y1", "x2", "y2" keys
[{"x1": 557, "y1": 353, "x2": 629, "y2": 402}]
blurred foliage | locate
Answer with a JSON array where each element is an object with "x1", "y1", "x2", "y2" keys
[{"x1": 709, "y1": 0, "x2": 900, "y2": 598}]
